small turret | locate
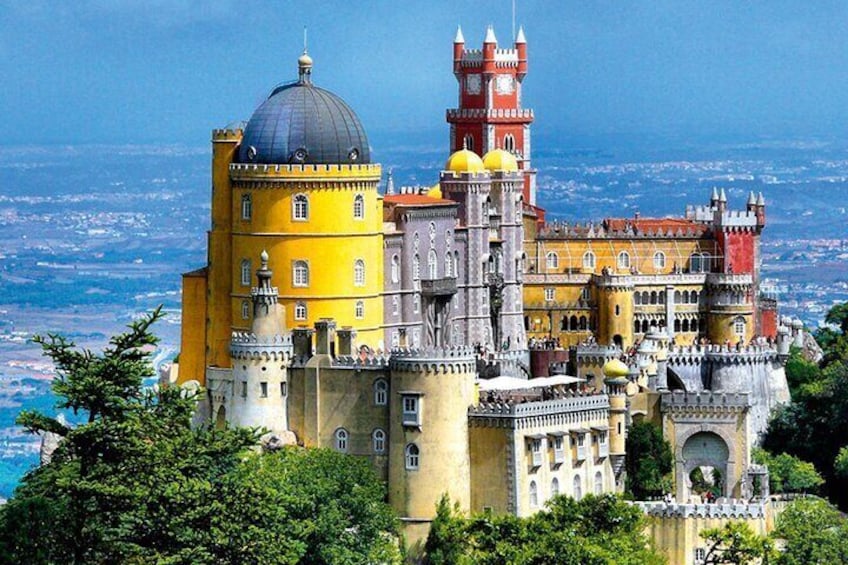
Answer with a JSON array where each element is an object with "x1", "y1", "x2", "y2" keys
[
  {"x1": 515, "y1": 25, "x2": 527, "y2": 80},
  {"x1": 710, "y1": 187, "x2": 720, "y2": 208},
  {"x1": 747, "y1": 191, "x2": 757, "y2": 210},
  {"x1": 755, "y1": 192, "x2": 766, "y2": 226},
  {"x1": 297, "y1": 50, "x2": 313, "y2": 85},
  {"x1": 718, "y1": 188, "x2": 727, "y2": 212},
  {"x1": 386, "y1": 168, "x2": 395, "y2": 195},
  {"x1": 603, "y1": 359, "x2": 629, "y2": 488},
  {"x1": 453, "y1": 25, "x2": 465, "y2": 71},
  {"x1": 483, "y1": 25, "x2": 497, "y2": 73}
]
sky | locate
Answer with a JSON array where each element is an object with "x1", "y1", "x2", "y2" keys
[{"x1": 3, "y1": 1, "x2": 848, "y2": 147}]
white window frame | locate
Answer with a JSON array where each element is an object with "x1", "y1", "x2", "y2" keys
[
  {"x1": 241, "y1": 299, "x2": 250, "y2": 320},
  {"x1": 293, "y1": 260, "x2": 309, "y2": 287},
  {"x1": 734, "y1": 317, "x2": 746, "y2": 337},
  {"x1": 374, "y1": 379, "x2": 388, "y2": 405},
  {"x1": 372, "y1": 429, "x2": 386, "y2": 454},
  {"x1": 293, "y1": 193, "x2": 309, "y2": 221},
  {"x1": 391, "y1": 254, "x2": 400, "y2": 283},
  {"x1": 551, "y1": 477, "x2": 560, "y2": 498},
  {"x1": 355, "y1": 300, "x2": 364, "y2": 319},
  {"x1": 545, "y1": 251, "x2": 559, "y2": 271},
  {"x1": 354, "y1": 259, "x2": 366, "y2": 287},
  {"x1": 428, "y1": 249, "x2": 438, "y2": 279},
  {"x1": 353, "y1": 193, "x2": 365, "y2": 219},
  {"x1": 653, "y1": 251, "x2": 666, "y2": 270},
  {"x1": 241, "y1": 193, "x2": 252, "y2": 221},
  {"x1": 617, "y1": 251, "x2": 630, "y2": 270},
  {"x1": 529, "y1": 480, "x2": 539, "y2": 508},
  {"x1": 405, "y1": 443, "x2": 420, "y2": 470},
  {"x1": 413, "y1": 254, "x2": 420, "y2": 281},
  {"x1": 240, "y1": 259, "x2": 251, "y2": 286},
  {"x1": 334, "y1": 428, "x2": 348, "y2": 452},
  {"x1": 582, "y1": 250, "x2": 596, "y2": 270},
  {"x1": 402, "y1": 394, "x2": 421, "y2": 427},
  {"x1": 294, "y1": 301, "x2": 307, "y2": 321},
  {"x1": 594, "y1": 471, "x2": 603, "y2": 495},
  {"x1": 544, "y1": 288, "x2": 555, "y2": 302},
  {"x1": 392, "y1": 295, "x2": 399, "y2": 316}
]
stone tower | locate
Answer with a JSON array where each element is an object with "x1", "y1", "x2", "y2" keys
[{"x1": 448, "y1": 25, "x2": 537, "y2": 205}]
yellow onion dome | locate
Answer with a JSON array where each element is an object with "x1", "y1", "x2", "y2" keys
[
  {"x1": 426, "y1": 183, "x2": 443, "y2": 199},
  {"x1": 482, "y1": 148, "x2": 519, "y2": 172},
  {"x1": 602, "y1": 358, "x2": 630, "y2": 378},
  {"x1": 445, "y1": 148, "x2": 485, "y2": 173}
]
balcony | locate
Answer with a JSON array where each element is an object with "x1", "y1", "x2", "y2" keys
[{"x1": 420, "y1": 277, "x2": 457, "y2": 297}]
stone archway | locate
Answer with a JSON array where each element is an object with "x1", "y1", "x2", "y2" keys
[{"x1": 680, "y1": 431, "x2": 731, "y2": 500}]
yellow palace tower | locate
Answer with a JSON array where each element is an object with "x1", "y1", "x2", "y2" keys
[{"x1": 179, "y1": 52, "x2": 384, "y2": 385}]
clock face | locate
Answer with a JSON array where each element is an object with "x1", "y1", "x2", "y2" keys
[
  {"x1": 495, "y1": 74, "x2": 514, "y2": 95},
  {"x1": 466, "y1": 74, "x2": 481, "y2": 95}
]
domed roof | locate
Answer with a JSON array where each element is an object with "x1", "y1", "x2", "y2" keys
[
  {"x1": 238, "y1": 55, "x2": 370, "y2": 165},
  {"x1": 482, "y1": 148, "x2": 518, "y2": 172},
  {"x1": 445, "y1": 148, "x2": 485, "y2": 173},
  {"x1": 602, "y1": 359, "x2": 630, "y2": 378}
]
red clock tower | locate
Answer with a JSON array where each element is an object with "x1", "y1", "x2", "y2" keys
[{"x1": 447, "y1": 25, "x2": 538, "y2": 206}]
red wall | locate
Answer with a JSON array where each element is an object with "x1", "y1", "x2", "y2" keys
[{"x1": 720, "y1": 231, "x2": 755, "y2": 274}]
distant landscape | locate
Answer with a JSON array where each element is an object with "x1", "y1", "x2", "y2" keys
[{"x1": 0, "y1": 133, "x2": 845, "y2": 497}]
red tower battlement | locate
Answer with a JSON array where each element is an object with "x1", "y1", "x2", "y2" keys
[{"x1": 447, "y1": 25, "x2": 538, "y2": 206}]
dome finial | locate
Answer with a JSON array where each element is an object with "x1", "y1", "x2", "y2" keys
[{"x1": 298, "y1": 26, "x2": 313, "y2": 84}]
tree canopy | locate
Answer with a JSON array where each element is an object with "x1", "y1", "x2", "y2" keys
[
  {"x1": 752, "y1": 448, "x2": 824, "y2": 495},
  {"x1": 0, "y1": 308, "x2": 400, "y2": 564},
  {"x1": 700, "y1": 521, "x2": 776, "y2": 565},
  {"x1": 772, "y1": 497, "x2": 848, "y2": 565},
  {"x1": 624, "y1": 421, "x2": 673, "y2": 500},
  {"x1": 424, "y1": 493, "x2": 665, "y2": 565}
]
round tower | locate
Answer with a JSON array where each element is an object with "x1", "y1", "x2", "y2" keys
[
  {"x1": 706, "y1": 275, "x2": 754, "y2": 344},
  {"x1": 387, "y1": 347, "x2": 476, "y2": 547},
  {"x1": 597, "y1": 277, "x2": 634, "y2": 348},
  {"x1": 228, "y1": 251, "x2": 293, "y2": 437},
  {"x1": 603, "y1": 359, "x2": 629, "y2": 490}
]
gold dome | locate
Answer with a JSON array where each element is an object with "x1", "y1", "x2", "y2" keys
[
  {"x1": 298, "y1": 51, "x2": 313, "y2": 68},
  {"x1": 602, "y1": 359, "x2": 630, "y2": 378},
  {"x1": 445, "y1": 148, "x2": 485, "y2": 173},
  {"x1": 482, "y1": 148, "x2": 519, "y2": 172},
  {"x1": 426, "y1": 183, "x2": 443, "y2": 199}
]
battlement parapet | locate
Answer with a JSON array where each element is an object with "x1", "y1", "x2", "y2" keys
[
  {"x1": 332, "y1": 353, "x2": 391, "y2": 370},
  {"x1": 230, "y1": 332, "x2": 293, "y2": 360},
  {"x1": 575, "y1": 345, "x2": 622, "y2": 366},
  {"x1": 668, "y1": 344, "x2": 779, "y2": 366},
  {"x1": 469, "y1": 392, "x2": 609, "y2": 420},
  {"x1": 389, "y1": 346, "x2": 476, "y2": 373},
  {"x1": 537, "y1": 221, "x2": 708, "y2": 240},
  {"x1": 719, "y1": 209, "x2": 759, "y2": 228},
  {"x1": 229, "y1": 162, "x2": 382, "y2": 181},
  {"x1": 446, "y1": 108, "x2": 534, "y2": 122},
  {"x1": 634, "y1": 501, "x2": 766, "y2": 519},
  {"x1": 706, "y1": 273, "x2": 753, "y2": 287},
  {"x1": 686, "y1": 204, "x2": 716, "y2": 223},
  {"x1": 212, "y1": 128, "x2": 243, "y2": 141},
  {"x1": 661, "y1": 391, "x2": 750, "y2": 412}
]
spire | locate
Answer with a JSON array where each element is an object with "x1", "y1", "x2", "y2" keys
[
  {"x1": 757, "y1": 192, "x2": 765, "y2": 206},
  {"x1": 747, "y1": 191, "x2": 756, "y2": 206},
  {"x1": 386, "y1": 168, "x2": 395, "y2": 195},
  {"x1": 719, "y1": 188, "x2": 727, "y2": 202},
  {"x1": 484, "y1": 24, "x2": 497, "y2": 44},
  {"x1": 711, "y1": 187, "x2": 719, "y2": 201},
  {"x1": 515, "y1": 25, "x2": 526, "y2": 44},
  {"x1": 454, "y1": 25, "x2": 465, "y2": 43}
]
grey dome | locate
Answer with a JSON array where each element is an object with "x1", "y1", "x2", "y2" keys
[{"x1": 239, "y1": 80, "x2": 370, "y2": 165}]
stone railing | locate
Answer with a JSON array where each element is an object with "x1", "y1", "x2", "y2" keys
[
  {"x1": 230, "y1": 332, "x2": 293, "y2": 359},
  {"x1": 420, "y1": 277, "x2": 457, "y2": 296},
  {"x1": 634, "y1": 500, "x2": 766, "y2": 519},
  {"x1": 469, "y1": 392, "x2": 609, "y2": 418},
  {"x1": 706, "y1": 273, "x2": 753, "y2": 287}
]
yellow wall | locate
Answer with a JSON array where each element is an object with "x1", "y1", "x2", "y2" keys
[
  {"x1": 177, "y1": 270, "x2": 207, "y2": 385},
  {"x1": 469, "y1": 426, "x2": 510, "y2": 513}
]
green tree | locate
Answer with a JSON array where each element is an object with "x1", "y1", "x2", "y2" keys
[
  {"x1": 825, "y1": 303, "x2": 848, "y2": 335},
  {"x1": 752, "y1": 449, "x2": 824, "y2": 494},
  {"x1": 772, "y1": 497, "x2": 848, "y2": 565},
  {"x1": 625, "y1": 421, "x2": 673, "y2": 500},
  {"x1": 0, "y1": 309, "x2": 400, "y2": 564},
  {"x1": 701, "y1": 521, "x2": 777, "y2": 565}
]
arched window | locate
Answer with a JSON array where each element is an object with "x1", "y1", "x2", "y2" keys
[
  {"x1": 682, "y1": 319, "x2": 690, "y2": 332},
  {"x1": 355, "y1": 300, "x2": 364, "y2": 319},
  {"x1": 546, "y1": 252, "x2": 559, "y2": 271},
  {"x1": 413, "y1": 293, "x2": 420, "y2": 314},
  {"x1": 445, "y1": 252, "x2": 453, "y2": 278},
  {"x1": 690, "y1": 290, "x2": 699, "y2": 304},
  {"x1": 482, "y1": 198, "x2": 490, "y2": 224},
  {"x1": 675, "y1": 290, "x2": 683, "y2": 304},
  {"x1": 372, "y1": 429, "x2": 386, "y2": 454},
  {"x1": 354, "y1": 259, "x2": 366, "y2": 286},
  {"x1": 634, "y1": 320, "x2": 641, "y2": 334},
  {"x1": 241, "y1": 300, "x2": 250, "y2": 320},
  {"x1": 582, "y1": 251, "x2": 596, "y2": 270},
  {"x1": 579, "y1": 316, "x2": 588, "y2": 330},
  {"x1": 334, "y1": 428, "x2": 348, "y2": 452},
  {"x1": 413, "y1": 254, "x2": 420, "y2": 281},
  {"x1": 674, "y1": 319, "x2": 681, "y2": 333},
  {"x1": 391, "y1": 255, "x2": 400, "y2": 283},
  {"x1": 653, "y1": 251, "x2": 666, "y2": 270},
  {"x1": 294, "y1": 301, "x2": 307, "y2": 321},
  {"x1": 573, "y1": 475, "x2": 582, "y2": 500},
  {"x1": 374, "y1": 379, "x2": 388, "y2": 405},
  {"x1": 650, "y1": 291, "x2": 658, "y2": 305},
  {"x1": 353, "y1": 194, "x2": 364, "y2": 219},
  {"x1": 659, "y1": 290, "x2": 666, "y2": 305},
  {"x1": 428, "y1": 249, "x2": 438, "y2": 279},
  {"x1": 734, "y1": 317, "x2": 746, "y2": 337},
  {"x1": 405, "y1": 443, "x2": 420, "y2": 470},
  {"x1": 594, "y1": 471, "x2": 603, "y2": 495},
  {"x1": 240, "y1": 259, "x2": 251, "y2": 286},
  {"x1": 529, "y1": 480, "x2": 539, "y2": 508},
  {"x1": 570, "y1": 315, "x2": 578, "y2": 331},
  {"x1": 241, "y1": 193, "x2": 252, "y2": 220},
  {"x1": 463, "y1": 134, "x2": 474, "y2": 152},
  {"x1": 615, "y1": 304, "x2": 621, "y2": 316},
  {"x1": 504, "y1": 133, "x2": 516, "y2": 152},
  {"x1": 293, "y1": 194, "x2": 309, "y2": 220},
  {"x1": 617, "y1": 251, "x2": 630, "y2": 270},
  {"x1": 641, "y1": 291, "x2": 650, "y2": 304},
  {"x1": 700, "y1": 253, "x2": 711, "y2": 273},
  {"x1": 635, "y1": 293, "x2": 642, "y2": 305},
  {"x1": 392, "y1": 295, "x2": 399, "y2": 316},
  {"x1": 642, "y1": 320, "x2": 649, "y2": 333},
  {"x1": 551, "y1": 477, "x2": 560, "y2": 498},
  {"x1": 293, "y1": 261, "x2": 309, "y2": 287}
]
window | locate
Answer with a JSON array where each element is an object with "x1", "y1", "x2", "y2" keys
[
  {"x1": 594, "y1": 471, "x2": 603, "y2": 495},
  {"x1": 695, "y1": 547, "x2": 706, "y2": 564},
  {"x1": 428, "y1": 249, "x2": 438, "y2": 279},
  {"x1": 241, "y1": 193, "x2": 252, "y2": 220},
  {"x1": 391, "y1": 331, "x2": 400, "y2": 348},
  {"x1": 551, "y1": 477, "x2": 560, "y2": 497},
  {"x1": 260, "y1": 382, "x2": 268, "y2": 398},
  {"x1": 413, "y1": 294, "x2": 420, "y2": 314},
  {"x1": 653, "y1": 251, "x2": 666, "y2": 270},
  {"x1": 354, "y1": 259, "x2": 366, "y2": 286},
  {"x1": 405, "y1": 443, "x2": 420, "y2": 470},
  {"x1": 355, "y1": 300, "x2": 364, "y2": 319},
  {"x1": 402, "y1": 394, "x2": 420, "y2": 426},
  {"x1": 445, "y1": 252, "x2": 453, "y2": 278},
  {"x1": 529, "y1": 480, "x2": 539, "y2": 508},
  {"x1": 581, "y1": 287, "x2": 590, "y2": 302},
  {"x1": 530, "y1": 438, "x2": 543, "y2": 467},
  {"x1": 413, "y1": 254, "x2": 420, "y2": 281},
  {"x1": 392, "y1": 295, "x2": 399, "y2": 316},
  {"x1": 463, "y1": 134, "x2": 474, "y2": 152},
  {"x1": 241, "y1": 299, "x2": 250, "y2": 320},
  {"x1": 374, "y1": 379, "x2": 388, "y2": 405},
  {"x1": 544, "y1": 288, "x2": 555, "y2": 302},
  {"x1": 353, "y1": 193, "x2": 364, "y2": 219},
  {"x1": 293, "y1": 260, "x2": 309, "y2": 287},
  {"x1": 617, "y1": 251, "x2": 630, "y2": 270},
  {"x1": 734, "y1": 317, "x2": 746, "y2": 337},
  {"x1": 573, "y1": 475, "x2": 583, "y2": 500},
  {"x1": 294, "y1": 301, "x2": 307, "y2": 321},
  {"x1": 504, "y1": 133, "x2": 516, "y2": 152},
  {"x1": 582, "y1": 251, "x2": 596, "y2": 270},
  {"x1": 240, "y1": 259, "x2": 251, "y2": 286},
  {"x1": 615, "y1": 305, "x2": 621, "y2": 316},
  {"x1": 293, "y1": 194, "x2": 309, "y2": 220},
  {"x1": 553, "y1": 435, "x2": 565, "y2": 464},
  {"x1": 240, "y1": 381, "x2": 247, "y2": 398},
  {"x1": 391, "y1": 255, "x2": 400, "y2": 283},
  {"x1": 545, "y1": 251, "x2": 559, "y2": 271},
  {"x1": 334, "y1": 428, "x2": 349, "y2": 452},
  {"x1": 280, "y1": 382, "x2": 287, "y2": 396},
  {"x1": 372, "y1": 429, "x2": 386, "y2": 454}
]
